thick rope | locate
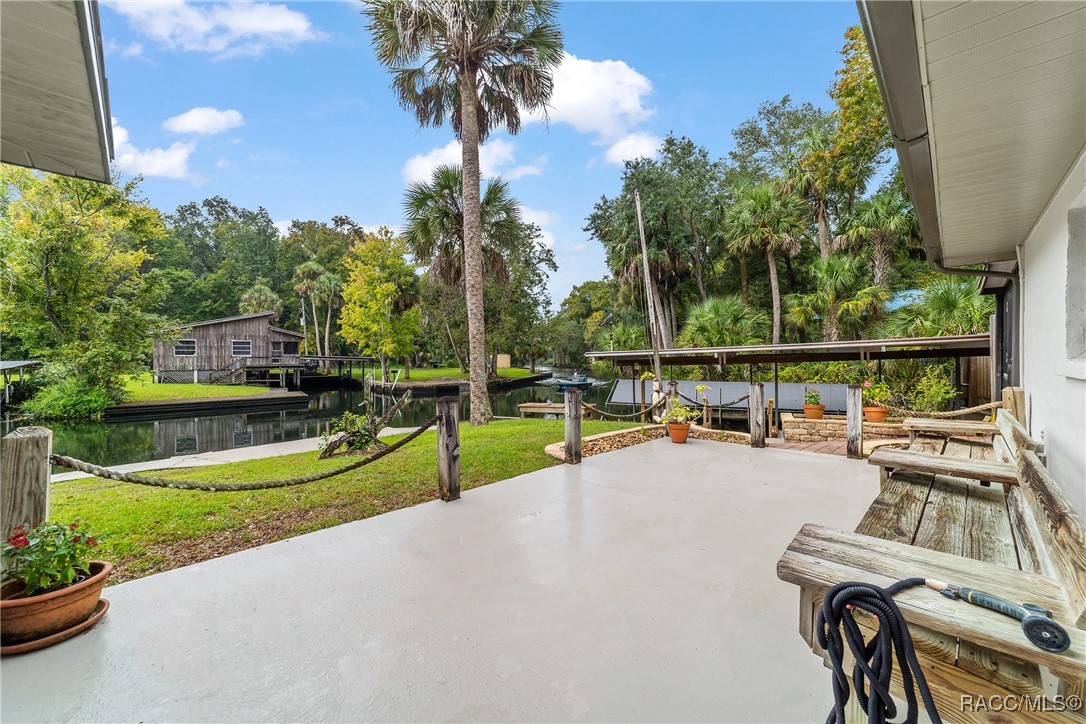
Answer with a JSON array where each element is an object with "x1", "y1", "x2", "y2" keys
[
  {"x1": 51, "y1": 416, "x2": 439, "y2": 492},
  {"x1": 874, "y1": 400, "x2": 1002, "y2": 419},
  {"x1": 676, "y1": 390, "x2": 751, "y2": 409},
  {"x1": 581, "y1": 397, "x2": 666, "y2": 421}
]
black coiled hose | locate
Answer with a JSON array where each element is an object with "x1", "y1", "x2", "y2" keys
[{"x1": 817, "y1": 579, "x2": 943, "y2": 724}]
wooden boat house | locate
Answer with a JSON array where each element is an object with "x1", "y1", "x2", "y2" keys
[{"x1": 153, "y1": 312, "x2": 305, "y2": 384}]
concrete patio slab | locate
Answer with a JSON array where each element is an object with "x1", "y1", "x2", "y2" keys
[{"x1": 4, "y1": 438, "x2": 878, "y2": 723}]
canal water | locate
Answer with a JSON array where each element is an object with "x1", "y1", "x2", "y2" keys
[{"x1": 4, "y1": 373, "x2": 626, "y2": 470}]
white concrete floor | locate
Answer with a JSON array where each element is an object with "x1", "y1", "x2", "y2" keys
[{"x1": 4, "y1": 438, "x2": 878, "y2": 723}]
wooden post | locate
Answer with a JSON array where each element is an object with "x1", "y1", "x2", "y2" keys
[
  {"x1": 748, "y1": 383, "x2": 766, "y2": 448},
  {"x1": 846, "y1": 384, "x2": 864, "y2": 459},
  {"x1": 702, "y1": 397, "x2": 710, "y2": 429},
  {"x1": 767, "y1": 398, "x2": 775, "y2": 437},
  {"x1": 666, "y1": 379, "x2": 678, "y2": 415},
  {"x1": 1002, "y1": 386, "x2": 1026, "y2": 425},
  {"x1": 1, "y1": 427, "x2": 53, "y2": 542},
  {"x1": 436, "y1": 396, "x2": 460, "y2": 501},
  {"x1": 564, "y1": 388, "x2": 582, "y2": 464}
]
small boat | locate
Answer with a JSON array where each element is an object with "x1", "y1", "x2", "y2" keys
[{"x1": 555, "y1": 371, "x2": 594, "y2": 392}]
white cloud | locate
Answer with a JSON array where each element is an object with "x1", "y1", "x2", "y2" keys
[
  {"x1": 163, "y1": 107, "x2": 244, "y2": 135},
  {"x1": 604, "y1": 132, "x2": 663, "y2": 165},
  {"x1": 216, "y1": 157, "x2": 233, "y2": 169},
  {"x1": 112, "y1": 118, "x2": 195, "y2": 179},
  {"x1": 402, "y1": 139, "x2": 547, "y2": 184},
  {"x1": 521, "y1": 206, "x2": 558, "y2": 249},
  {"x1": 532, "y1": 53, "x2": 654, "y2": 142},
  {"x1": 107, "y1": 1, "x2": 321, "y2": 58}
]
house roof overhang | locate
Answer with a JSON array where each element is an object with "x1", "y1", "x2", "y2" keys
[
  {"x1": 857, "y1": 0, "x2": 1086, "y2": 269},
  {"x1": 1, "y1": 0, "x2": 113, "y2": 183}
]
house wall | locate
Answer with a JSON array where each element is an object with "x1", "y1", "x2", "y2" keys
[
  {"x1": 154, "y1": 317, "x2": 301, "y2": 375},
  {"x1": 1019, "y1": 149, "x2": 1086, "y2": 516}
]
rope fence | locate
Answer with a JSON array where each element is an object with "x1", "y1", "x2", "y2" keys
[
  {"x1": 874, "y1": 400, "x2": 1002, "y2": 419},
  {"x1": 50, "y1": 416, "x2": 439, "y2": 492},
  {"x1": 676, "y1": 390, "x2": 751, "y2": 409},
  {"x1": 581, "y1": 397, "x2": 666, "y2": 421}
]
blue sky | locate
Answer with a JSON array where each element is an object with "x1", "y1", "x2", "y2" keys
[{"x1": 101, "y1": 1, "x2": 861, "y2": 304}]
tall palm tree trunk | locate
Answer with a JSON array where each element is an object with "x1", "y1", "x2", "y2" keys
[
  {"x1": 871, "y1": 236, "x2": 892, "y2": 288},
  {"x1": 310, "y1": 297, "x2": 321, "y2": 361},
  {"x1": 459, "y1": 68, "x2": 491, "y2": 424},
  {"x1": 324, "y1": 303, "x2": 333, "y2": 357},
  {"x1": 739, "y1": 252, "x2": 749, "y2": 304},
  {"x1": 817, "y1": 205, "x2": 830, "y2": 261},
  {"x1": 766, "y1": 246, "x2": 782, "y2": 345}
]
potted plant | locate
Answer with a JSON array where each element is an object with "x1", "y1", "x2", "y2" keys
[
  {"x1": 660, "y1": 401, "x2": 699, "y2": 444},
  {"x1": 1, "y1": 520, "x2": 111, "y2": 653},
  {"x1": 802, "y1": 388, "x2": 825, "y2": 419},
  {"x1": 862, "y1": 380, "x2": 892, "y2": 423}
]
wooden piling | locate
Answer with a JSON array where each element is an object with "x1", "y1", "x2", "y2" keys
[
  {"x1": 749, "y1": 383, "x2": 766, "y2": 448},
  {"x1": 436, "y1": 396, "x2": 460, "y2": 501},
  {"x1": 1, "y1": 426, "x2": 53, "y2": 542},
  {"x1": 846, "y1": 384, "x2": 864, "y2": 459},
  {"x1": 1002, "y1": 386, "x2": 1026, "y2": 425},
  {"x1": 564, "y1": 388, "x2": 582, "y2": 464}
]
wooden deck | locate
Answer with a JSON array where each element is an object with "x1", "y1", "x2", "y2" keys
[{"x1": 767, "y1": 436, "x2": 909, "y2": 457}]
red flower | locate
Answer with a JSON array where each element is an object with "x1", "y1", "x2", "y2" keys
[
  {"x1": 14, "y1": 525, "x2": 26, "y2": 532},
  {"x1": 69, "y1": 523, "x2": 79, "y2": 530},
  {"x1": 71, "y1": 535, "x2": 82, "y2": 544},
  {"x1": 88, "y1": 538, "x2": 98, "y2": 547},
  {"x1": 9, "y1": 537, "x2": 28, "y2": 548}
]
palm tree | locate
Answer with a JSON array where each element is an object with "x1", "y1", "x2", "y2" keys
[
  {"x1": 313, "y1": 273, "x2": 342, "y2": 358},
  {"x1": 723, "y1": 182, "x2": 806, "y2": 344},
  {"x1": 238, "y1": 279, "x2": 283, "y2": 320},
  {"x1": 837, "y1": 188, "x2": 917, "y2": 288},
  {"x1": 785, "y1": 255, "x2": 888, "y2": 342},
  {"x1": 403, "y1": 165, "x2": 523, "y2": 288},
  {"x1": 783, "y1": 128, "x2": 837, "y2": 261},
  {"x1": 882, "y1": 276, "x2": 994, "y2": 337},
  {"x1": 679, "y1": 295, "x2": 769, "y2": 347},
  {"x1": 364, "y1": 0, "x2": 563, "y2": 425},
  {"x1": 292, "y1": 260, "x2": 326, "y2": 356}
]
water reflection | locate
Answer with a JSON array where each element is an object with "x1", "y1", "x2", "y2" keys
[{"x1": 5, "y1": 377, "x2": 620, "y2": 470}]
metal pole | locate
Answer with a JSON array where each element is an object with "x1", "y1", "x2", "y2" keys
[
  {"x1": 634, "y1": 190, "x2": 663, "y2": 383},
  {"x1": 773, "y1": 362, "x2": 780, "y2": 436}
]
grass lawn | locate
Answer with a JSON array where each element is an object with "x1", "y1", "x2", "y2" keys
[
  {"x1": 353, "y1": 366, "x2": 536, "y2": 382},
  {"x1": 123, "y1": 373, "x2": 270, "y2": 402},
  {"x1": 53, "y1": 418, "x2": 638, "y2": 583}
]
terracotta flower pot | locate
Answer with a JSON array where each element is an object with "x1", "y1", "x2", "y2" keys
[
  {"x1": 1, "y1": 561, "x2": 112, "y2": 646},
  {"x1": 863, "y1": 407, "x2": 889, "y2": 423},
  {"x1": 802, "y1": 404, "x2": 825, "y2": 420},
  {"x1": 667, "y1": 422, "x2": 691, "y2": 444}
]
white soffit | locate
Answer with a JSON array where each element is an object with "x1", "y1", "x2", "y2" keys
[
  {"x1": 918, "y1": 0, "x2": 1086, "y2": 265},
  {"x1": 1, "y1": 0, "x2": 112, "y2": 183}
]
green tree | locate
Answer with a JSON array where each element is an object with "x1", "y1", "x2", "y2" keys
[
  {"x1": 837, "y1": 188, "x2": 917, "y2": 288},
  {"x1": 0, "y1": 167, "x2": 168, "y2": 416},
  {"x1": 729, "y1": 96, "x2": 834, "y2": 182},
  {"x1": 364, "y1": 0, "x2": 563, "y2": 425},
  {"x1": 339, "y1": 229, "x2": 421, "y2": 381},
  {"x1": 292, "y1": 260, "x2": 327, "y2": 355},
  {"x1": 723, "y1": 183, "x2": 806, "y2": 344},
  {"x1": 883, "y1": 277, "x2": 994, "y2": 337},
  {"x1": 313, "y1": 273, "x2": 342, "y2": 357},
  {"x1": 239, "y1": 279, "x2": 283, "y2": 319},
  {"x1": 679, "y1": 296, "x2": 768, "y2": 347},
  {"x1": 785, "y1": 255, "x2": 888, "y2": 342},
  {"x1": 403, "y1": 165, "x2": 523, "y2": 287},
  {"x1": 783, "y1": 128, "x2": 838, "y2": 261}
]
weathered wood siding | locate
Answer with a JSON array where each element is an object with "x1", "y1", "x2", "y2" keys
[{"x1": 154, "y1": 316, "x2": 301, "y2": 374}]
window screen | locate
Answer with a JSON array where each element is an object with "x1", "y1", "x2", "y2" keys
[
  {"x1": 174, "y1": 339, "x2": 196, "y2": 356},
  {"x1": 232, "y1": 340, "x2": 252, "y2": 357}
]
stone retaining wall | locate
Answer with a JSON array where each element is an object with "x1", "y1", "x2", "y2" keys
[{"x1": 780, "y1": 412, "x2": 905, "y2": 443}]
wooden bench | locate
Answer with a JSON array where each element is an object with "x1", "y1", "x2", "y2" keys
[
  {"x1": 778, "y1": 390, "x2": 1086, "y2": 722},
  {"x1": 902, "y1": 417, "x2": 998, "y2": 442},
  {"x1": 870, "y1": 408, "x2": 1034, "y2": 488}
]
